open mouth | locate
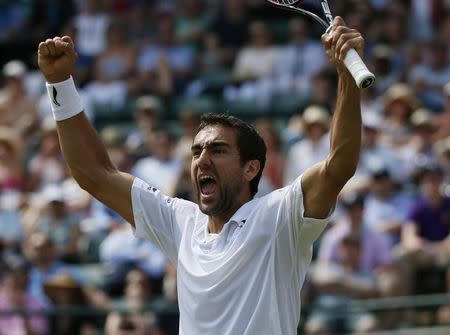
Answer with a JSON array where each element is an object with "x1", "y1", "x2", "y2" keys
[{"x1": 199, "y1": 175, "x2": 217, "y2": 197}]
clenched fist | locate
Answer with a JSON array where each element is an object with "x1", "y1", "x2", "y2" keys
[
  {"x1": 38, "y1": 36, "x2": 78, "y2": 83},
  {"x1": 321, "y1": 16, "x2": 364, "y2": 74}
]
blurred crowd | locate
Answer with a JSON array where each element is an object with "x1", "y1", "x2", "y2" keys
[{"x1": 0, "y1": 0, "x2": 450, "y2": 334}]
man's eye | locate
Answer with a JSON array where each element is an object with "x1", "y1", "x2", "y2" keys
[{"x1": 213, "y1": 149, "x2": 225, "y2": 154}]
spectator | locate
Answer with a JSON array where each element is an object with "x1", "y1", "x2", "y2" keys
[
  {"x1": 306, "y1": 235, "x2": 379, "y2": 334},
  {"x1": 99, "y1": 225, "x2": 166, "y2": 297},
  {"x1": 23, "y1": 184, "x2": 81, "y2": 262},
  {"x1": 284, "y1": 105, "x2": 330, "y2": 184},
  {"x1": 28, "y1": 0, "x2": 76, "y2": 43},
  {"x1": 401, "y1": 108, "x2": 439, "y2": 173},
  {"x1": 131, "y1": 126, "x2": 182, "y2": 195},
  {"x1": 368, "y1": 45, "x2": 400, "y2": 95},
  {"x1": 255, "y1": 118, "x2": 285, "y2": 191},
  {"x1": 175, "y1": 0, "x2": 211, "y2": 50},
  {"x1": 409, "y1": 39, "x2": 450, "y2": 111},
  {"x1": 72, "y1": 0, "x2": 111, "y2": 62},
  {"x1": 43, "y1": 273, "x2": 108, "y2": 335},
  {"x1": 400, "y1": 165, "x2": 450, "y2": 294},
  {"x1": 126, "y1": 95, "x2": 162, "y2": 160},
  {"x1": 0, "y1": 60, "x2": 38, "y2": 137},
  {"x1": 231, "y1": 21, "x2": 279, "y2": 82},
  {"x1": 26, "y1": 120, "x2": 67, "y2": 192},
  {"x1": 111, "y1": 268, "x2": 156, "y2": 312},
  {"x1": 381, "y1": 83, "x2": 420, "y2": 148},
  {"x1": 434, "y1": 82, "x2": 450, "y2": 141},
  {"x1": 273, "y1": 17, "x2": 327, "y2": 96},
  {"x1": 174, "y1": 110, "x2": 201, "y2": 160},
  {"x1": 82, "y1": 21, "x2": 136, "y2": 114},
  {"x1": 168, "y1": 153, "x2": 196, "y2": 201},
  {"x1": 363, "y1": 167, "x2": 412, "y2": 247},
  {"x1": 0, "y1": 127, "x2": 24, "y2": 191},
  {"x1": 137, "y1": 14, "x2": 194, "y2": 94},
  {"x1": 24, "y1": 233, "x2": 84, "y2": 305},
  {"x1": 209, "y1": 0, "x2": 249, "y2": 66},
  {"x1": 0, "y1": 255, "x2": 49, "y2": 335},
  {"x1": 318, "y1": 193, "x2": 393, "y2": 276}
]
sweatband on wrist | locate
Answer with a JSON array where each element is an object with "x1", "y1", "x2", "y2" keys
[{"x1": 46, "y1": 76, "x2": 84, "y2": 121}]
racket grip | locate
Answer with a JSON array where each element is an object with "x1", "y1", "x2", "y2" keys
[{"x1": 343, "y1": 48, "x2": 375, "y2": 89}]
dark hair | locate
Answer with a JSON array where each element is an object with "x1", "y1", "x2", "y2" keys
[{"x1": 195, "y1": 114, "x2": 266, "y2": 197}]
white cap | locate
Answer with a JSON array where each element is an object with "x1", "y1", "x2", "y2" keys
[
  {"x1": 302, "y1": 105, "x2": 330, "y2": 125},
  {"x1": 362, "y1": 112, "x2": 383, "y2": 130},
  {"x1": 40, "y1": 184, "x2": 66, "y2": 203},
  {"x1": 3, "y1": 60, "x2": 26, "y2": 78}
]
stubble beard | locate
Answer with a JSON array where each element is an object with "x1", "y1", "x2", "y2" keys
[{"x1": 195, "y1": 178, "x2": 243, "y2": 217}]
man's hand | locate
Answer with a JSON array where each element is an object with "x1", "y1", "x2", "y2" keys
[
  {"x1": 38, "y1": 36, "x2": 77, "y2": 83},
  {"x1": 321, "y1": 16, "x2": 364, "y2": 74}
]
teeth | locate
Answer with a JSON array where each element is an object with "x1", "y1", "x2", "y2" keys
[{"x1": 199, "y1": 176, "x2": 215, "y2": 183}]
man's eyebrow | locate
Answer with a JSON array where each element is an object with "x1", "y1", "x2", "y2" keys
[{"x1": 191, "y1": 140, "x2": 230, "y2": 152}]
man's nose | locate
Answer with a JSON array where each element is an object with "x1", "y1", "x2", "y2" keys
[{"x1": 197, "y1": 150, "x2": 212, "y2": 168}]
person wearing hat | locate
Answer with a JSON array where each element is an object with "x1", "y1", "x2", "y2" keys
[
  {"x1": 24, "y1": 183, "x2": 81, "y2": 262},
  {"x1": 284, "y1": 105, "x2": 330, "y2": 184},
  {"x1": 381, "y1": 83, "x2": 420, "y2": 147},
  {"x1": 43, "y1": 273, "x2": 103, "y2": 335},
  {"x1": 125, "y1": 95, "x2": 162, "y2": 159},
  {"x1": 355, "y1": 112, "x2": 404, "y2": 184},
  {"x1": 0, "y1": 60, "x2": 38, "y2": 137},
  {"x1": 402, "y1": 108, "x2": 439, "y2": 173}
]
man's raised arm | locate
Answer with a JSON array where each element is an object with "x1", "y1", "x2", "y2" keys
[
  {"x1": 301, "y1": 17, "x2": 363, "y2": 219},
  {"x1": 38, "y1": 36, "x2": 135, "y2": 226}
]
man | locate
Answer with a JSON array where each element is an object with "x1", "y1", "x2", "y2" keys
[
  {"x1": 37, "y1": 16, "x2": 363, "y2": 335},
  {"x1": 400, "y1": 165, "x2": 450, "y2": 295},
  {"x1": 318, "y1": 192, "x2": 393, "y2": 275}
]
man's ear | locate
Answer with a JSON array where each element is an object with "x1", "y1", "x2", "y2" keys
[{"x1": 244, "y1": 160, "x2": 261, "y2": 182}]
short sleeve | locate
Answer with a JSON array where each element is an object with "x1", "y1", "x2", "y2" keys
[
  {"x1": 131, "y1": 177, "x2": 197, "y2": 264},
  {"x1": 274, "y1": 175, "x2": 330, "y2": 253}
]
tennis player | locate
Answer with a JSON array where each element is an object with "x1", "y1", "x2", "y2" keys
[{"x1": 38, "y1": 16, "x2": 363, "y2": 335}]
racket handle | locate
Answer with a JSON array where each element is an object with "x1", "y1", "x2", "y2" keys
[{"x1": 343, "y1": 48, "x2": 375, "y2": 89}]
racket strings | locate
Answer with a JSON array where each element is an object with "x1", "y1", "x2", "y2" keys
[{"x1": 268, "y1": 0, "x2": 300, "y2": 5}]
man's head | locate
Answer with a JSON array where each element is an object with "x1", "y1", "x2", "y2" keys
[
  {"x1": 417, "y1": 165, "x2": 444, "y2": 200},
  {"x1": 191, "y1": 114, "x2": 266, "y2": 217},
  {"x1": 341, "y1": 192, "x2": 365, "y2": 225}
]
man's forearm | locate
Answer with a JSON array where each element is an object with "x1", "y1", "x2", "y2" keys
[
  {"x1": 56, "y1": 112, "x2": 116, "y2": 193},
  {"x1": 326, "y1": 71, "x2": 361, "y2": 184}
]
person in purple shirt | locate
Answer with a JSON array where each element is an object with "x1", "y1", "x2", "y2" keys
[
  {"x1": 0, "y1": 254, "x2": 49, "y2": 335},
  {"x1": 318, "y1": 192, "x2": 393, "y2": 275},
  {"x1": 401, "y1": 165, "x2": 450, "y2": 295}
]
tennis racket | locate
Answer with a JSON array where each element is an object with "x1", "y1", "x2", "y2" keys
[{"x1": 267, "y1": 0, "x2": 376, "y2": 89}]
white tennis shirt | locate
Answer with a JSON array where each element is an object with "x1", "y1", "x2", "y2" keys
[{"x1": 131, "y1": 175, "x2": 329, "y2": 335}]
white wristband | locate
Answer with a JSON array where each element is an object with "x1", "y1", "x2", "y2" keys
[{"x1": 46, "y1": 76, "x2": 84, "y2": 121}]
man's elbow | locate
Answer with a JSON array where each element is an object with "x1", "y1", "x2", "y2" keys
[
  {"x1": 70, "y1": 167, "x2": 110, "y2": 197},
  {"x1": 325, "y1": 158, "x2": 358, "y2": 187}
]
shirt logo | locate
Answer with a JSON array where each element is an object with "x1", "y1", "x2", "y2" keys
[
  {"x1": 238, "y1": 219, "x2": 246, "y2": 228},
  {"x1": 52, "y1": 87, "x2": 61, "y2": 107}
]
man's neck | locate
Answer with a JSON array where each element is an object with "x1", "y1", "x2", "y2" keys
[{"x1": 207, "y1": 199, "x2": 249, "y2": 234}]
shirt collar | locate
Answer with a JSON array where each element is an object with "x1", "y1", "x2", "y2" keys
[{"x1": 228, "y1": 197, "x2": 259, "y2": 227}]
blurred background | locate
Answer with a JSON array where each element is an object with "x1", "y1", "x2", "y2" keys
[{"x1": 0, "y1": 0, "x2": 450, "y2": 334}]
